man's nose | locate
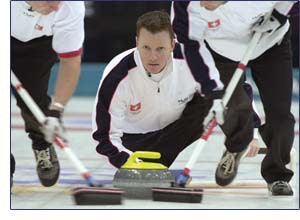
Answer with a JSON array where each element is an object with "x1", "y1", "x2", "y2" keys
[{"x1": 149, "y1": 51, "x2": 158, "y2": 60}]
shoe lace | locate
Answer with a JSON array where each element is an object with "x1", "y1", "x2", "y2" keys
[
  {"x1": 36, "y1": 149, "x2": 53, "y2": 169},
  {"x1": 220, "y1": 152, "x2": 235, "y2": 175}
]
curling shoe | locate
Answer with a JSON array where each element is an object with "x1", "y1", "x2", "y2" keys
[
  {"x1": 33, "y1": 144, "x2": 60, "y2": 187},
  {"x1": 215, "y1": 147, "x2": 249, "y2": 186},
  {"x1": 268, "y1": 181, "x2": 293, "y2": 196}
]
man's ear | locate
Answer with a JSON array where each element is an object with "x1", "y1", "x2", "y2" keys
[{"x1": 171, "y1": 39, "x2": 176, "y2": 51}]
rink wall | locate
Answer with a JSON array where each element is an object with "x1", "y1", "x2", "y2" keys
[{"x1": 48, "y1": 63, "x2": 299, "y2": 100}]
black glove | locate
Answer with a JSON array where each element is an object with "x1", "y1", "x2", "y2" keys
[
  {"x1": 108, "y1": 151, "x2": 130, "y2": 169},
  {"x1": 252, "y1": 10, "x2": 288, "y2": 34}
]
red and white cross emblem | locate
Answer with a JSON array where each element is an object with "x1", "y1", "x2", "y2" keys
[
  {"x1": 208, "y1": 19, "x2": 221, "y2": 28},
  {"x1": 130, "y1": 102, "x2": 141, "y2": 112}
]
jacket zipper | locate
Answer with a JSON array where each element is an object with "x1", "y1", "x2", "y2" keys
[{"x1": 157, "y1": 82, "x2": 160, "y2": 93}]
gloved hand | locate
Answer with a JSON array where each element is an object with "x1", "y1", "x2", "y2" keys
[
  {"x1": 174, "y1": 172, "x2": 192, "y2": 188},
  {"x1": 252, "y1": 10, "x2": 287, "y2": 35},
  {"x1": 205, "y1": 90, "x2": 226, "y2": 125},
  {"x1": 41, "y1": 109, "x2": 67, "y2": 144},
  {"x1": 211, "y1": 99, "x2": 226, "y2": 125}
]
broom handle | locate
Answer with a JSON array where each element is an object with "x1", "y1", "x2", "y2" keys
[
  {"x1": 184, "y1": 31, "x2": 263, "y2": 171},
  {"x1": 11, "y1": 72, "x2": 46, "y2": 125},
  {"x1": 11, "y1": 71, "x2": 97, "y2": 186}
]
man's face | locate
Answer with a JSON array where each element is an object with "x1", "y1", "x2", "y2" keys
[
  {"x1": 200, "y1": 1, "x2": 225, "y2": 11},
  {"x1": 27, "y1": 1, "x2": 60, "y2": 15},
  {"x1": 136, "y1": 28, "x2": 175, "y2": 74}
]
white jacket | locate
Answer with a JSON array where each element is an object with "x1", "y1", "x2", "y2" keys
[
  {"x1": 92, "y1": 44, "x2": 223, "y2": 167},
  {"x1": 171, "y1": 1, "x2": 296, "y2": 61},
  {"x1": 11, "y1": 1, "x2": 85, "y2": 57}
]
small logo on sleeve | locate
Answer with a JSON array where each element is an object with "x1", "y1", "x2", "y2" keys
[{"x1": 130, "y1": 102, "x2": 141, "y2": 112}]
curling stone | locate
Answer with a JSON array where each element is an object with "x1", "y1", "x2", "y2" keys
[{"x1": 113, "y1": 151, "x2": 174, "y2": 199}]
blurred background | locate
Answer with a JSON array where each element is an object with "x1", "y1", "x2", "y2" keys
[
  {"x1": 48, "y1": 1, "x2": 299, "y2": 99},
  {"x1": 82, "y1": 1, "x2": 299, "y2": 65}
]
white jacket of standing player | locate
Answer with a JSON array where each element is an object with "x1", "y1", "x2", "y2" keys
[{"x1": 171, "y1": 1, "x2": 296, "y2": 61}]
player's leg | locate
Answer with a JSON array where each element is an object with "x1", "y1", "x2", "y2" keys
[
  {"x1": 208, "y1": 49, "x2": 254, "y2": 186},
  {"x1": 11, "y1": 36, "x2": 60, "y2": 187},
  {"x1": 251, "y1": 28, "x2": 295, "y2": 196}
]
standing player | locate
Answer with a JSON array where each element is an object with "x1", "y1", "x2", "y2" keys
[
  {"x1": 11, "y1": 1, "x2": 85, "y2": 187},
  {"x1": 172, "y1": 1, "x2": 297, "y2": 195}
]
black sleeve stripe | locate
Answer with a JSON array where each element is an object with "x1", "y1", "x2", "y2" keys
[
  {"x1": 173, "y1": 43, "x2": 184, "y2": 59},
  {"x1": 287, "y1": 2, "x2": 299, "y2": 17},
  {"x1": 172, "y1": 1, "x2": 191, "y2": 44},
  {"x1": 172, "y1": 1, "x2": 217, "y2": 94},
  {"x1": 93, "y1": 52, "x2": 136, "y2": 162},
  {"x1": 98, "y1": 53, "x2": 136, "y2": 111},
  {"x1": 183, "y1": 43, "x2": 217, "y2": 94}
]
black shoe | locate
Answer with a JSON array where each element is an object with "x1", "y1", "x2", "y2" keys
[
  {"x1": 33, "y1": 145, "x2": 60, "y2": 187},
  {"x1": 215, "y1": 148, "x2": 248, "y2": 186},
  {"x1": 268, "y1": 181, "x2": 294, "y2": 196}
]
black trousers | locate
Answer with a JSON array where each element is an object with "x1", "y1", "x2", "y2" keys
[
  {"x1": 11, "y1": 36, "x2": 58, "y2": 149},
  {"x1": 121, "y1": 90, "x2": 254, "y2": 168},
  {"x1": 11, "y1": 153, "x2": 15, "y2": 176},
  {"x1": 209, "y1": 29, "x2": 295, "y2": 183},
  {"x1": 121, "y1": 93, "x2": 212, "y2": 167},
  {"x1": 251, "y1": 29, "x2": 295, "y2": 183},
  {"x1": 207, "y1": 46, "x2": 254, "y2": 154}
]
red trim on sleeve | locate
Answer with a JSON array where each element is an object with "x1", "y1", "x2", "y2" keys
[{"x1": 57, "y1": 47, "x2": 82, "y2": 58}]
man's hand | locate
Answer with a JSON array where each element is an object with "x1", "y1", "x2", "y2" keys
[
  {"x1": 211, "y1": 99, "x2": 226, "y2": 125},
  {"x1": 252, "y1": 11, "x2": 287, "y2": 35},
  {"x1": 41, "y1": 109, "x2": 67, "y2": 144},
  {"x1": 246, "y1": 139, "x2": 260, "y2": 157},
  {"x1": 205, "y1": 90, "x2": 226, "y2": 125}
]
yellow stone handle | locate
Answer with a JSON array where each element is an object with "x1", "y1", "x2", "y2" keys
[
  {"x1": 121, "y1": 151, "x2": 167, "y2": 170},
  {"x1": 128, "y1": 151, "x2": 161, "y2": 161}
]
